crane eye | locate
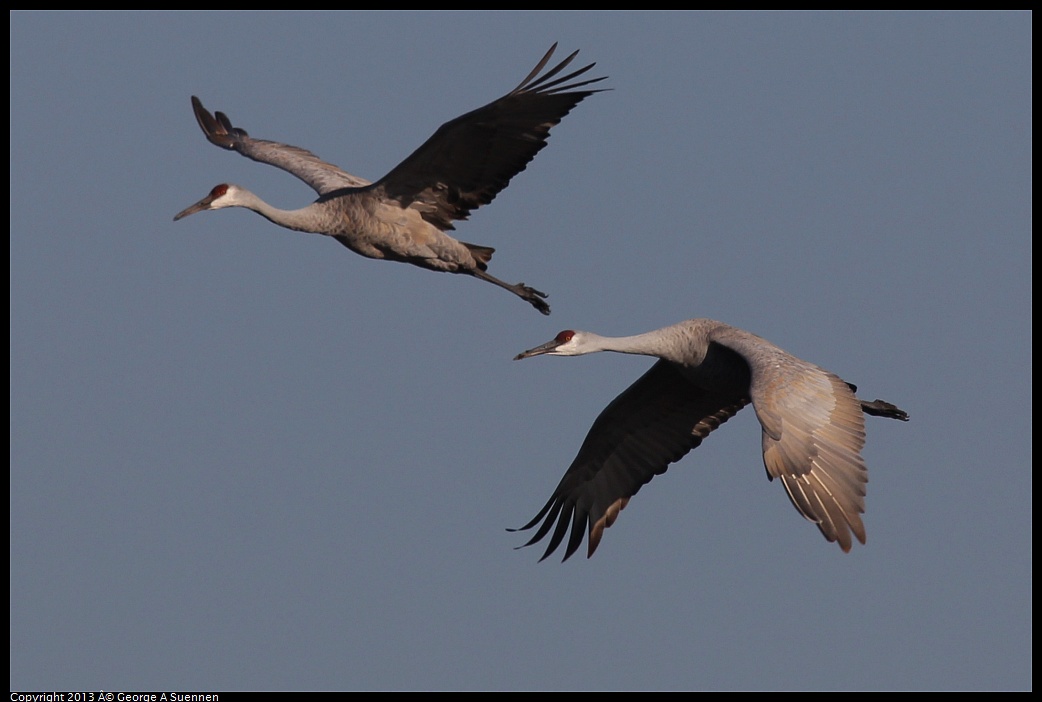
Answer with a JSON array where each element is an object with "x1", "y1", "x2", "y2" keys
[{"x1": 555, "y1": 330, "x2": 575, "y2": 342}]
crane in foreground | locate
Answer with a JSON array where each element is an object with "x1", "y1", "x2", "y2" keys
[
  {"x1": 174, "y1": 44, "x2": 608, "y2": 315},
  {"x1": 511, "y1": 319, "x2": 909, "y2": 561}
]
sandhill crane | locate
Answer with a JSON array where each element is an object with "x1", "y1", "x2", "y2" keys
[
  {"x1": 511, "y1": 319, "x2": 909, "y2": 561},
  {"x1": 173, "y1": 44, "x2": 607, "y2": 315}
]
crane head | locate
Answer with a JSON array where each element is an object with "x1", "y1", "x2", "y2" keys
[
  {"x1": 514, "y1": 330, "x2": 581, "y2": 360},
  {"x1": 173, "y1": 183, "x2": 241, "y2": 221}
]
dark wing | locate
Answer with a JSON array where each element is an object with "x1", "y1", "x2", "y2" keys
[
  {"x1": 513, "y1": 360, "x2": 748, "y2": 562},
  {"x1": 188, "y1": 96, "x2": 370, "y2": 195},
  {"x1": 372, "y1": 43, "x2": 608, "y2": 231}
]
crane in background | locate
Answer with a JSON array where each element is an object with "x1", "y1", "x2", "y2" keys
[{"x1": 175, "y1": 44, "x2": 607, "y2": 315}]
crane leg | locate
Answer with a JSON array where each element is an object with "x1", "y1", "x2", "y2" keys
[
  {"x1": 471, "y1": 270, "x2": 551, "y2": 315},
  {"x1": 860, "y1": 399, "x2": 909, "y2": 421}
]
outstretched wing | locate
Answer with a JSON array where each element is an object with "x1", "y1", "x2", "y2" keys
[
  {"x1": 713, "y1": 325, "x2": 872, "y2": 552},
  {"x1": 514, "y1": 360, "x2": 748, "y2": 562},
  {"x1": 372, "y1": 43, "x2": 608, "y2": 231},
  {"x1": 188, "y1": 96, "x2": 371, "y2": 195}
]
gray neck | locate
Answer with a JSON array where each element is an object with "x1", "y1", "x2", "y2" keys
[
  {"x1": 585, "y1": 331, "x2": 671, "y2": 357},
  {"x1": 240, "y1": 192, "x2": 330, "y2": 234},
  {"x1": 582, "y1": 325, "x2": 704, "y2": 366}
]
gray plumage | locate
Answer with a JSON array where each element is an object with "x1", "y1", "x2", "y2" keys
[
  {"x1": 174, "y1": 44, "x2": 608, "y2": 315},
  {"x1": 512, "y1": 318, "x2": 909, "y2": 561}
]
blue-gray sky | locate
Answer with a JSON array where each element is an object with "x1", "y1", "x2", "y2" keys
[{"x1": 10, "y1": 11, "x2": 1031, "y2": 691}]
